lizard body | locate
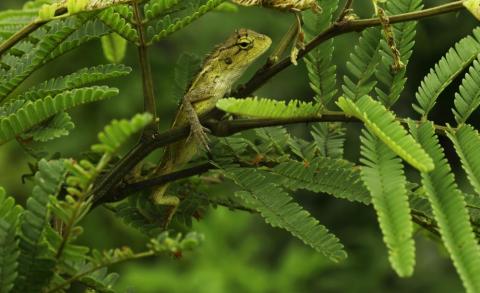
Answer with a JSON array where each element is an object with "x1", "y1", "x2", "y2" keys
[{"x1": 151, "y1": 29, "x2": 271, "y2": 225}]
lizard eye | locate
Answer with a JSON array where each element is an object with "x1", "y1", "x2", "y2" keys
[{"x1": 237, "y1": 37, "x2": 253, "y2": 50}]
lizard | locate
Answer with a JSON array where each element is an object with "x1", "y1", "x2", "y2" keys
[
  {"x1": 149, "y1": 28, "x2": 272, "y2": 227},
  {"x1": 231, "y1": 0, "x2": 321, "y2": 65}
]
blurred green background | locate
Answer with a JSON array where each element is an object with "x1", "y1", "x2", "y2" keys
[{"x1": 1, "y1": 0, "x2": 479, "y2": 292}]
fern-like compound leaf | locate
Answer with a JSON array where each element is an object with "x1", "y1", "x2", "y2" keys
[
  {"x1": 452, "y1": 59, "x2": 480, "y2": 125},
  {"x1": 48, "y1": 18, "x2": 111, "y2": 61},
  {"x1": 310, "y1": 123, "x2": 345, "y2": 158},
  {"x1": 217, "y1": 97, "x2": 319, "y2": 118},
  {"x1": 410, "y1": 122, "x2": 480, "y2": 293},
  {"x1": 414, "y1": 28, "x2": 480, "y2": 117},
  {"x1": 360, "y1": 129, "x2": 415, "y2": 277},
  {"x1": 375, "y1": 0, "x2": 422, "y2": 107},
  {"x1": 447, "y1": 124, "x2": 480, "y2": 196},
  {"x1": 0, "y1": 17, "x2": 87, "y2": 102},
  {"x1": 14, "y1": 160, "x2": 67, "y2": 292},
  {"x1": 144, "y1": 0, "x2": 181, "y2": 21},
  {"x1": 91, "y1": 113, "x2": 153, "y2": 154},
  {"x1": 0, "y1": 187, "x2": 23, "y2": 293},
  {"x1": 19, "y1": 64, "x2": 131, "y2": 101},
  {"x1": 98, "y1": 7, "x2": 139, "y2": 43},
  {"x1": 148, "y1": 0, "x2": 224, "y2": 44},
  {"x1": 226, "y1": 167, "x2": 347, "y2": 262},
  {"x1": 23, "y1": 111, "x2": 75, "y2": 142},
  {"x1": 270, "y1": 157, "x2": 371, "y2": 204},
  {"x1": 303, "y1": 0, "x2": 339, "y2": 108},
  {"x1": 342, "y1": 27, "x2": 383, "y2": 101},
  {"x1": 337, "y1": 95, "x2": 434, "y2": 172},
  {"x1": 0, "y1": 86, "x2": 119, "y2": 144}
]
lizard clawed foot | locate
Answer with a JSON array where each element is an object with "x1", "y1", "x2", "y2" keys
[{"x1": 188, "y1": 122, "x2": 211, "y2": 151}]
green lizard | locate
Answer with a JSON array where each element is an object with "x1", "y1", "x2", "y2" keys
[{"x1": 150, "y1": 28, "x2": 272, "y2": 227}]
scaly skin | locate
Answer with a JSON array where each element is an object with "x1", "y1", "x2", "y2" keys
[{"x1": 150, "y1": 29, "x2": 271, "y2": 227}]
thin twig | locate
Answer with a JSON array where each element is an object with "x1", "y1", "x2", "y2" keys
[{"x1": 132, "y1": 1, "x2": 159, "y2": 138}]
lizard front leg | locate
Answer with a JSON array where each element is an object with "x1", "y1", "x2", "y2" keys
[{"x1": 182, "y1": 95, "x2": 212, "y2": 151}]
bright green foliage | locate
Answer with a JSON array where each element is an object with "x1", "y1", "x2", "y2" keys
[
  {"x1": 0, "y1": 86, "x2": 119, "y2": 144},
  {"x1": 337, "y1": 95, "x2": 434, "y2": 172},
  {"x1": 413, "y1": 28, "x2": 480, "y2": 117},
  {"x1": 310, "y1": 123, "x2": 345, "y2": 158},
  {"x1": 226, "y1": 167, "x2": 347, "y2": 262},
  {"x1": 19, "y1": 64, "x2": 132, "y2": 100},
  {"x1": 144, "y1": 0, "x2": 180, "y2": 21},
  {"x1": 91, "y1": 113, "x2": 153, "y2": 154},
  {"x1": 375, "y1": 0, "x2": 422, "y2": 107},
  {"x1": 0, "y1": 9, "x2": 37, "y2": 38},
  {"x1": 148, "y1": 0, "x2": 225, "y2": 43},
  {"x1": 98, "y1": 7, "x2": 139, "y2": 43},
  {"x1": 14, "y1": 160, "x2": 67, "y2": 292},
  {"x1": 270, "y1": 157, "x2": 371, "y2": 204},
  {"x1": 342, "y1": 27, "x2": 383, "y2": 101},
  {"x1": 411, "y1": 122, "x2": 480, "y2": 293},
  {"x1": 452, "y1": 59, "x2": 480, "y2": 125},
  {"x1": 360, "y1": 129, "x2": 415, "y2": 277},
  {"x1": 23, "y1": 111, "x2": 75, "y2": 142},
  {"x1": 303, "y1": 0, "x2": 339, "y2": 108},
  {"x1": 447, "y1": 124, "x2": 480, "y2": 196},
  {"x1": 217, "y1": 97, "x2": 320, "y2": 118},
  {"x1": 0, "y1": 188, "x2": 22, "y2": 293},
  {"x1": 0, "y1": 17, "x2": 87, "y2": 102},
  {"x1": 101, "y1": 33, "x2": 128, "y2": 63},
  {"x1": 48, "y1": 18, "x2": 111, "y2": 61}
]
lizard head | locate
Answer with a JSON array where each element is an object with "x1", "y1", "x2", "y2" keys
[{"x1": 209, "y1": 28, "x2": 272, "y2": 72}]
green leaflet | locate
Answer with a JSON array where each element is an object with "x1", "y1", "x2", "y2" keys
[
  {"x1": 23, "y1": 112, "x2": 75, "y2": 142},
  {"x1": 148, "y1": 0, "x2": 225, "y2": 44},
  {"x1": 0, "y1": 17, "x2": 87, "y2": 102},
  {"x1": 360, "y1": 129, "x2": 415, "y2": 277},
  {"x1": 453, "y1": 59, "x2": 480, "y2": 125},
  {"x1": 217, "y1": 97, "x2": 320, "y2": 118},
  {"x1": 411, "y1": 122, "x2": 480, "y2": 293},
  {"x1": 98, "y1": 7, "x2": 139, "y2": 43},
  {"x1": 375, "y1": 0, "x2": 422, "y2": 107},
  {"x1": 0, "y1": 188, "x2": 22, "y2": 293},
  {"x1": 336, "y1": 95, "x2": 434, "y2": 172},
  {"x1": 303, "y1": 0, "x2": 339, "y2": 108},
  {"x1": 144, "y1": 0, "x2": 180, "y2": 21},
  {"x1": 0, "y1": 86, "x2": 119, "y2": 144},
  {"x1": 414, "y1": 27, "x2": 480, "y2": 118},
  {"x1": 19, "y1": 64, "x2": 132, "y2": 101},
  {"x1": 14, "y1": 160, "x2": 67, "y2": 292},
  {"x1": 270, "y1": 157, "x2": 370, "y2": 204},
  {"x1": 447, "y1": 124, "x2": 480, "y2": 196},
  {"x1": 91, "y1": 113, "x2": 153, "y2": 154},
  {"x1": 342, "y1": 26, "x2": 383, "y2": 101},
  {"x1": 48, "y1": 18, "x2": 111, "y2": 61},
  {"x1": 310, "y1": 123, "x2": 345, "y2": 159},
  {"x1": 225, "y1": 167, "x2": 347, "y2": 262},
  {"x1": 101, "y1": 33, "x2": 128, "y2": 63}
]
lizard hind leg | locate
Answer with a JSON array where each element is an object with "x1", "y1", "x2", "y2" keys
[
  {"x1": 290, "y1": 12, "x2": 305, "y2": 66},
  {"x1": 151, "y1": 185, "x2": 180, "y2": 229}
]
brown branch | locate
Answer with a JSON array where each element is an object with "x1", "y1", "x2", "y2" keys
[{"x1": 132, "y1": 1, "x2": 159, "y2": 138}]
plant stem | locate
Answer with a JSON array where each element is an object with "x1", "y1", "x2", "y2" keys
[{"x1": 133, "y1": 1, "x2": 159, "y2": 137}]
